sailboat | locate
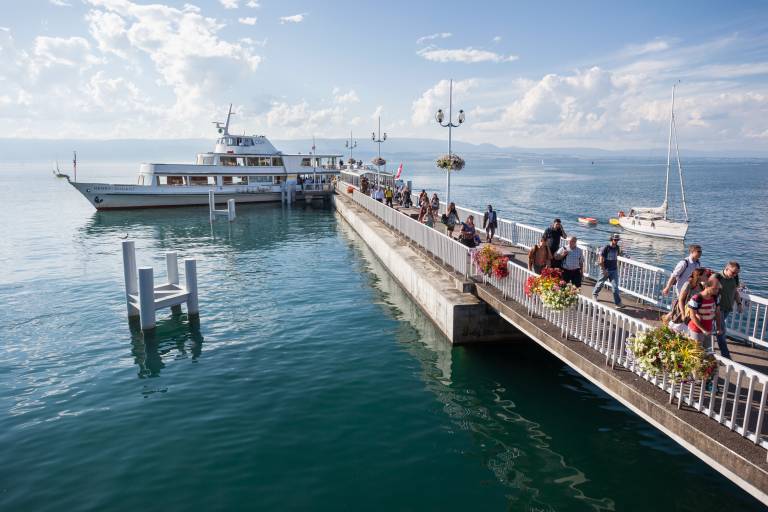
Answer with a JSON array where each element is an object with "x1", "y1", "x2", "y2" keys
[{"x1": 618, "y1": 83, "x2": 690, "y2": 240}]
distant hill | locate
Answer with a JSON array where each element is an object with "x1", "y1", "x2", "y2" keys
[{"x1": 0, "y1": 137, "x2": 766, "y2": 164}]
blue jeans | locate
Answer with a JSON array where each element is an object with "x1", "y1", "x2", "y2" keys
[
  {"x1": 716, "y1": 311, "x2": 731, "y2": 359},
  {"x1": 593, "y1": 269, "x2": 621, "y2": 305}
]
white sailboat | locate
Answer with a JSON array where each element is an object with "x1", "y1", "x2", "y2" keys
[{"x1": 618, "y1": 83, "x2": 690, "y2": 240}]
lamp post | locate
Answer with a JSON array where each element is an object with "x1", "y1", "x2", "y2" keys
[
  {"x1": 435, "y1": 79, "x2": 465, "y2": 206},
  {"x1": 371, "y1": 116, "x2": 387, "y2": 187},
  {"x1": 345, "y1": 131, "x2": 357, "y2": 168}
]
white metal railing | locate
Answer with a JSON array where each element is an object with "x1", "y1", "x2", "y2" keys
[
  {"x1": 341, "y1": 184, "x2": 472, "y2": 278},
  {"x1": 479, "y1": 258, "x2": 768, "y2": 450},
  {"x1": 340, "y1": 179, "x2": 768, "y2": 449},
  {"x1": 434, "y1": 198, "x2": 767, "y2": 349}
]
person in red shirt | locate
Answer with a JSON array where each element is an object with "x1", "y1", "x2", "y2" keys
[{"x1": 686, "y1": 277, "x2": 722, "y2": 347}]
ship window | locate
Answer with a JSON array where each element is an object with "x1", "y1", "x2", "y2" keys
[
  {"x1": 273, "y1": 157, "x2": 283, "y2": 166},
  {"x1": 222, "y1": 176, "x2": 248, "y2": 185},
  {"x1": 189, "y1": 175, "x2": 215, "y2": 186},
  {"x1": 220, "y1": 156, "x2": 238, "y2": 166},
  {"x1": 248, "y1": 175, "x2": 273, "y2": 184},
  {"x1": 246, "y1": 157, "x2": 258, "y2": 166},
  {"x1": 158, "y1": 175, "x2": 186, "y2": 186},
  {"x1": 258, "y1": 157, "x2": 271, "y2": 166},
  {"x1": 301, "y1": 158, "x2": 312, "y2": 166}
]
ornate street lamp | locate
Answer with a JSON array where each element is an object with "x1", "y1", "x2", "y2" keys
[
  {"x1": 435, "y1": 79, "x2": 465, "y2": 205},
  {"x1": 371, "y1": 116, "x2": 387, "y2": 187}
]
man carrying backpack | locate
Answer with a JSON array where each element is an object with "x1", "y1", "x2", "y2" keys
[
  {"x1": 713, "y1": 261, "x2": 743, "y2": 359},
  {"x1": 662, "y1": 244, "x2": 702, "y2": 296},
  {"x1": 483, "y1": 205, "x2": 498, "y2": 243}
]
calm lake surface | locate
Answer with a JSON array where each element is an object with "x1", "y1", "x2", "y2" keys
[{"x1": 1, "y1": 159, "x2": 766, "y2": 511}]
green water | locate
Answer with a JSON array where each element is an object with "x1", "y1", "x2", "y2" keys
[{"x1": 0, "y1": 168, "x2": 764, "y2": 511}]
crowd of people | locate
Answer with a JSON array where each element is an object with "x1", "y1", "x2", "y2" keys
[{"x1": 359, "y1": 183, "x2": 745, "y2": 358}]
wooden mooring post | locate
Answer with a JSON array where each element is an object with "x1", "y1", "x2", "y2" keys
[{"x1": 122, "y1": 240, "x2": 199, "y2": 331}]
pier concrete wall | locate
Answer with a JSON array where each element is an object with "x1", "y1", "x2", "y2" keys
[{"x1": 333, "y1": 193, "x2": 522, "y2": 344}]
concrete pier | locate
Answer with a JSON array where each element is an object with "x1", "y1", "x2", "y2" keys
[{"x1": 333, "y1": 192, "x2": 522, "y2": 344}]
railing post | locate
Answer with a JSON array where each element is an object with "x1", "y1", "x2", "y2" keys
[
  {"x1": 185, "y1": 258, "x2": 199, "y2": 316},
  {"x1": 166, "y1": 252, "x2": 179, "y2": 285},
  {"x1": 122, "y1": 241, "x2": 138, "y2": 317},
  {"x1": 138, "y1": 266, "x2": 155, "y2": 331}
]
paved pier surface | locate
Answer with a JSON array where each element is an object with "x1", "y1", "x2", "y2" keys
[{"x1": 378, "y1": 202, "x2": 768, "y2": 503}]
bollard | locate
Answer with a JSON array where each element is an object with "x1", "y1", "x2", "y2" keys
[
  {"x1": 227, "y1": 198, "x2": 236, "y2": 221},
  {"x1": 138, "y1": 266, "x2": 156, "y2": 330},
  {"x1": 185, "y1": 258, "x2": 199, "y2": 315},
  {"x1": 166, "y1": 252, "x2": 179, "y2": 285},
  {"x1": 122, "y1": 241, "x2": 138, "y2": 317}
]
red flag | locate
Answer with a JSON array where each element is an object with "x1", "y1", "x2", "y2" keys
[{"x1": 395, "y1": 163, "x2": 403, "y2": 179}]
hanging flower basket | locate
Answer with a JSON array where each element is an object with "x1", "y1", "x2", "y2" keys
[
  {"x1": 627, "y1": 326, "x2": 718, "y2": 384},
  {"x1": 436, "y1": 154, "x2": 465, "y2": 171},
  {"x1": 472, "y1": 245, "x2": 510, "y2": 279},
  {"x1": 524, "y1": 267, "x2": 579, "y2": 311},
  {"x1": 371, "y1": 157, "x2": 386, "y2": 166}
]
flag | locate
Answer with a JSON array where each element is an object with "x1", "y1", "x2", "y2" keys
[{"x1": 395, "y1": 163, "x2": 403, "y2": 180}]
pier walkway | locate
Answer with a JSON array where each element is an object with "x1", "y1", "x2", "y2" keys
[{"x1": 333, "y1": 182, "x2": 768, "y2": 504}]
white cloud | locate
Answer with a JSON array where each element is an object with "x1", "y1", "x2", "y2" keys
[
  {"x1": 49, "y1": 0, "x2": 72, "y2": 6},
  {"x1": 246, "y1": 0, "x2": 260, "y2": 6},
  {"x1": 371, "y1": 105, "x2": 383, "y2": 120},
  {"x1": 83, "y1": 0, "x2": 261, "y2": 118},
  {"x1": 264, "y1": 100, "x2": 344, "y2": 135},
  {"x1": 280, "y1": 13, "x2": 306, "y2": 24},
  {"x1": 417, "y1": 46, "x2": 518, "y2": 63},
  {"x1": 333, "y1": 88, "x2": 359, "y2": 104},
  {"x1": 238, "y1": 17, "x2": 257, "y2": 25},
  {"x1": 219, "y1": 0, "x2": 238, "y2": 9},
  {"x1": 29, "y1": 36, "x2": 101, "y2": 77},
  {"x1": 416, "y1": 32, "x2": 451, "y2": 45},
  {"x1": 492, "y1": 35, "x2": 502, "y2": 43},
  {"x1": 411, "y1": 78, "x2": 478, "y2": 126},
  {"x1": 621, "y1": 38, "x2": 672, "y2": 57}
]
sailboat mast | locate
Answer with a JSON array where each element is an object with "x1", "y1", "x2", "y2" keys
[
  {"x1": 672, "y1": 110, "x2": 690, "y2": 221},
  {"x1": 663, "y1": 85, "x2": 675, "y2": 220}
]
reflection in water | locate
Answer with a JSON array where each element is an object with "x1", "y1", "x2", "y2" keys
[
  {"x1": 129, "y1": 314, "x2": 204, "y2": 381},
  {"x1": 337, "y1": 220, "x2": 615, "y2": 511}
]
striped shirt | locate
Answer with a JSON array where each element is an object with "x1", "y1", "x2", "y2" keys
[
  {"x1": 555, "y1": 246, "x2": 584, "y2": 270},
  {"x1": 687, "y1": 293, "x2": 720, "y2": 334}
]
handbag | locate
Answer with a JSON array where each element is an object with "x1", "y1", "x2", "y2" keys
[{"x1": 440, "y1": 213, "x2": 448, "y2": 224}]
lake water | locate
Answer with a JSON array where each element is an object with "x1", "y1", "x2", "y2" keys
[{"x1": 0, "y1": 161, "x2": 766, "y2": 511}]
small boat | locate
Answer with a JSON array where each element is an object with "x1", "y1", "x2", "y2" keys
[
  {"x1": 609, "y1": 218, "x2": 620, "y2": 225},
  {"x1": 618, "y1": 83, "x2": 690, "y2": 240},
  {"x1": 52, "y1": 160, "x2": 70, "y2": 179},
  {"x1": 578, "y1": 217, "x2": 598, "y2": 225}
]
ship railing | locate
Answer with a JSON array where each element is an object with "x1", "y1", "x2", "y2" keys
[
  {"x1": 478, "y1": 257, "x2": 768, "y2": 450},
  {"x1": 340, "y1": 182, "x2": 471, "y2": 278},
  {"x1": 434, "y1": 199, "x2": 767, "y2": 350}
]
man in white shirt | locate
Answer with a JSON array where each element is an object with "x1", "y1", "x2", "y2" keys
[
  {"x1": 662, "y1": 244, "x2": 702, "y2": 296},
  {"x1": 555, "y1": 236, "x2": 584, "y2": 288}
]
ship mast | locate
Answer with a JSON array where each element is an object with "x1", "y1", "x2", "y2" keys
[{"x1": 663, "y1": 84, "x2": 675, "y2": 220}]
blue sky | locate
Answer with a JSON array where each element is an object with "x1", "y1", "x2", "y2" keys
[{"x1": 1, "y1": 0, "x2": 767, "y2": 151}]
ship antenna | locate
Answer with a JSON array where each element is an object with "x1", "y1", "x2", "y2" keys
[{"x1": 213, "y1": 103, "x2": 235, "y2": 136}]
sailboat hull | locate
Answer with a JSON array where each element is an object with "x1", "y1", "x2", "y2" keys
[{"x1": 618, "y1": 216, "x2": 688, "y2": 240}]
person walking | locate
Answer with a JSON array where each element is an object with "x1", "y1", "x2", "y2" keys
[
  {"x1": 417, "y1": 203, "x2": 428, "y2": 224},
  {"x1": 527, "y1": 235, "x2": 553, "y2": 274},
  {"x1": 418, "y1": 190, "x2": 428, "y2": 207},
  {"x1": 424, "y1": 206, "x2": 436, "y2": 228},
  {"x1": 483, "y1": 205, "x2": 498, "y2": 244},
  {"x1": 662, "y1": 244, "x2": 702, "y2": 296},
  {"x1": 445, "y1": 202, "x2": 461, "y2": 239},
  {"x1": 403, "y1": 187, "x2": 412, "y2": 208},
  {"x1": 555, "y1": 236, "x2": 584, "y2": 287},
  {"x1": 544, "y1": 219, "x2": 567, "y2": 268},
  {"x1": 665, "y1": 267, "x2": 711, "y2": 334},
  {"x1": 430, "y1": 193, "x2": 440, "y2": 213},
  {"x1": 686, "y1": 276, "x2": 722, "y2": 347},
  {"x1": 384, "y1": 187, "x2": 394, "y2": 207},
  {"x1": 592, "y1": 234, "x2": 624, "y2": 308},
  {"x1": 713, "y1": 261, "x2": 743, "y2": 359}
]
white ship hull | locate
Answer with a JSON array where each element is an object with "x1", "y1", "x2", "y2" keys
[
  {"x1": 69, "y1": 182, "x2": 331, "y2": 210},
  {"x1": 618, "y1": 216, "x2": 688, "y2": 240}
]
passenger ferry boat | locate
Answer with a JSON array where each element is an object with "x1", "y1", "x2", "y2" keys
[{"x1": 68, "y1": 106, "x2": 342, "y2": 210}]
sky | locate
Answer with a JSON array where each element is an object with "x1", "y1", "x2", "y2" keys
[{"x1": 1, "y1": 0, "x2": 767, "y2": 152}]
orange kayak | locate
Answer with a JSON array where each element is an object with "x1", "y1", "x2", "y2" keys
[{"x1": 578, "y1": 217, "x2": 598, "y2": 225}]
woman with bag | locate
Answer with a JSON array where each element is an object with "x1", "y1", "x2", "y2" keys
[
  {"x1": 444, "y1": 202, "x2": 461, "y2": 239},
  {"x1": 665, "y1": 268, "x2": 711, "y2": 334},
  {"x1": 458, "y1": 215, "x2": 478, "y2": 248}
]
